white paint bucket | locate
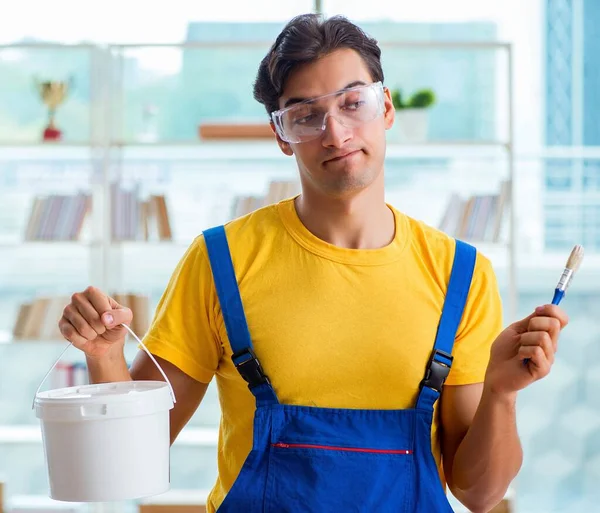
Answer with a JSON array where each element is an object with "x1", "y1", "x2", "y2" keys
[{"x1": 33, "y1": 325, "x2": 176, "y2": 502}]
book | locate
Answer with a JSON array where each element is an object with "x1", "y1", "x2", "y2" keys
[
  {"x1": 24, "y1": 193, "x2": 90, "y2": 241},
  {"x1": 231, "y1": 179, "x2": 299, "y2": 218},
  {"x1": 437, "y1": 180, "x2": 510, "y2": 243},
  {"x1": 111, "y1": 183, "x2": 172, "y2": 242}
]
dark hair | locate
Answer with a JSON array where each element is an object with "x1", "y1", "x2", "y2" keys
[{"x1": 253, "y1": 14, "x2": 384, "y2": 116}]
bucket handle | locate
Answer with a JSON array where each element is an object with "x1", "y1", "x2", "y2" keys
[{"x1": 32, "y1": 324, "x2": 177, "y2": 409}]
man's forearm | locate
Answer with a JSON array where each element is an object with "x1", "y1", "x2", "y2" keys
[
  {"x1": 450, "y1": 387, "x2": 523, "y2": 513},
  {"x1": 86, "y1": 340, "x2": 132, "y2": 384}
]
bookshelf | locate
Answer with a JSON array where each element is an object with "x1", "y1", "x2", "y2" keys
[{"x1": 0, "y1": 40, "x2": 516, "y2": 507}]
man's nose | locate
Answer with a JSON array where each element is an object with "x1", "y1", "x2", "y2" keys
[{"x1": 320, "y1": 113, "x2": 352, "y2": 148}]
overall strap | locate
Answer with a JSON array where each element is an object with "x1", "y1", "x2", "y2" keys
[
  {"x1": 416, "y1": 239, "x2": 477, "y2": 412},
  {"x1": 203, "y1": 226, "x2": 278, "y2": 406}
]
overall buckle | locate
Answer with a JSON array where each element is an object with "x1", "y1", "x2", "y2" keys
[
  {"x1": 232, "y1": 348, "x2": 270, "y2": 389},
  {"x1": 420, "y1": 349, "x2": 453, "y2": 393}
]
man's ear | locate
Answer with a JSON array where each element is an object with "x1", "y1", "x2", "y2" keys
[
  {"x1": 382, "y1": 87, "x2": 395, "y2": 130},
  {"x1": 270, "y1": 122, "x2": 294, "y2": 156}
]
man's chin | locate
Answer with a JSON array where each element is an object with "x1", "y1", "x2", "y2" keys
[{"x1": 320, "y1": 174, "x2": 375, "y2": 197}]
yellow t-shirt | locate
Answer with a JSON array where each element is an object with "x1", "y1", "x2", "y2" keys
[{"x1": 143, "y1": 198, "x2": 503, "y2": 513}]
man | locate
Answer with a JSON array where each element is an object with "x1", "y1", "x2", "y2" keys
[{"x1": 59, "y1": 14, "x2": 568, "y2": 513}]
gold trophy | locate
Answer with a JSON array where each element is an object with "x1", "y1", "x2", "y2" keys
[{"x1": 35, "y1": 78, "x2": 71, "y2": 141}]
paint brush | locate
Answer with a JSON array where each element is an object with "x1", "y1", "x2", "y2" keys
[{"x1": 551, "y1": 244, "x2": 584, "y2": 305}]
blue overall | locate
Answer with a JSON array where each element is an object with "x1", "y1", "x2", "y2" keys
[{"x1": 203, "y1": 225, "x2": 476, "y2": 513}]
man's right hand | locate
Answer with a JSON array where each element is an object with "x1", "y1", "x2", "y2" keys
[{"x1": 58, "y1": 286, "x2": 133, "y2": 360}]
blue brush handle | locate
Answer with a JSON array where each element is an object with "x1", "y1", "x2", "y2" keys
[{"x1": 552, "y1": 289, "x2": 565, "y2": 305}]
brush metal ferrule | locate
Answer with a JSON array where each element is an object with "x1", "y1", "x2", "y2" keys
[{"x1": 556, "y1": 268, "x2": 574, "y2": 292}]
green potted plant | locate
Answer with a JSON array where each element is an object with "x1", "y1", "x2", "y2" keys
[{"x1": 389, "y1": 87, "x2": 436, "y2": 143}]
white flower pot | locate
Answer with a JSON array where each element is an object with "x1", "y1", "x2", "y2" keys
[{"x1": 389, "y1": 108, "x2": 429, "y2": 143}]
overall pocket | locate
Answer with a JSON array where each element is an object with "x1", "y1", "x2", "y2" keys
[
  {"x1": 272, "y1": 442, "x2": 412, "y2": 455},
  {"x1": 266, "y1": 440, "x2": 414, "y2": 513}
]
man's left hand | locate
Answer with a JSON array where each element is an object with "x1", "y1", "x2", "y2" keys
[{"x1": 484, "y1": 304, "x2": 569, "y2": 396}]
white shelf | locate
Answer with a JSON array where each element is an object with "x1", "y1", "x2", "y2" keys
[
  {"x1": 385, "y1": 141, "x2": 509, "y2": 158},
  {"x1": 0, "y1": 140, "x2": 510, "y2": 162},
  {"x1": 0, "y1": 338, "x2": 70, "y2": 345},
  {"x1": 175, "y1": 427, "x2": 219, "y2": 446},
  {"x1": 0, "y1": 425, "x2": 218, "y2": 446},
  {"x1": 109, "y1": 240, "x2": 191, "y2": 248},
  {"x1": 0, "y1": 141, "x2": 96, "y2": 148},
  {"x1": 0, "y1": 241, "x2": 189, "y2": 249},
  {"x1": 0, "y1": 145, "x2": 98, "y2": 160},
  {"x1": 0, "y1": 241, "x2": 96, "y2": 248}
]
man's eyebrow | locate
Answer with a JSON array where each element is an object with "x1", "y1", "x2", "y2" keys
[{"x1": 283, "y1": 81, "x2": 368, "y2": 108}]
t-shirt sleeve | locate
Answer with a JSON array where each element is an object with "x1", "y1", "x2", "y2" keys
[
  {"x1": 141, "y1": 236, "x2": 223, "y2": 384},
  {"x1": 445, "y1": 252, "x2": 503, "y2": 386}
]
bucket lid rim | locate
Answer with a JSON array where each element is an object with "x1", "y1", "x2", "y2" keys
[{"x1": 34, "y1": 380, "x2": 171, "y2": 404}]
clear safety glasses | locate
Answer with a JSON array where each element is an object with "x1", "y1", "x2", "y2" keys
[{"x1": 271, "y1": 82, "x2": 385, "y2": 144}]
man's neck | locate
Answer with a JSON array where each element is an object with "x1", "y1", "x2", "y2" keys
[{"x1": 294, "y1": 188, "x2": 395, "y2": 250}]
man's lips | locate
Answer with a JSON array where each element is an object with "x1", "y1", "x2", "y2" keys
[{"x1": 324, "y1": 150, "x2": 362, "y2": 163}]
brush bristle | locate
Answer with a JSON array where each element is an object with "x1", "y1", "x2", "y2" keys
[{"x1": 566, "y1": 244, "x2": 584, "y2": 273}]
